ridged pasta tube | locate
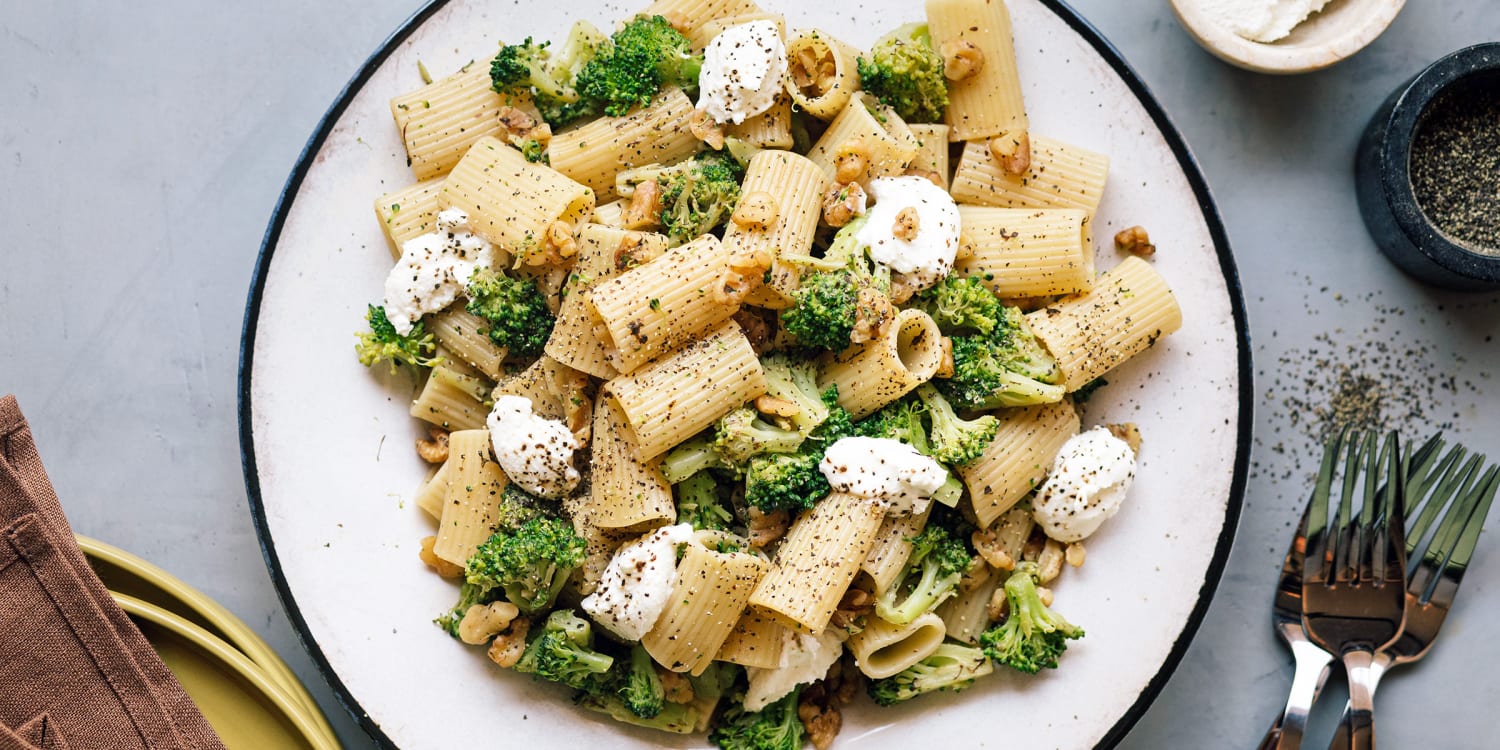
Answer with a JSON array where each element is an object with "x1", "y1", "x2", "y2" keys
[
  {"x1": 439, "y1": 137, "x2": 595, "y2": 250},
  {"x1": 748, "y1": 492, "x2": 885, "y2": 633},
  {"x1": 643, "y1": 544, "x2": 770, "y2": 675},
  {"x1": 720, "y1": 150, "x2": 829, "y2": 309},
  {"x1": 432, "y1": 430, "x2": 507, "y2": 565},
  {"x1": 926, "y1": 0, "x2": 1028, "y2": 141},
  {"x1": 846, "y1": 611, "x2": 946, "y2": 679},
  {"x1": 427, "y1": 308, "x2": 506, "y2": 380},
  {"x1": 806, "y1": 92, "x2": 920, "y2": 185},
  {"x1": 374, "y1": 178, "x2": 445, "y2": 260},
  {"x1": 390, "y1": 62, "x2": 518, "y2": 180},
  {"x1": 957, "y1": 401, "x2": 1079, "y2": 527},
  {"x1": 905, "y1": 123, "x2": 951, "y2": 188},
  {"x1": 545, "y1": 224, "x2": 670, "y2": 379},
  {"x1": 410, "y1": 365, "x2": 489, "y2": 431},
  {"x1": 716, "y1": 610, "x2": 788, "y2": 669},
  {"x1": 818, "y1": 309, "x2": 945, "y2": 419},
  {"x1": 783, "y1": 31, "x2": 861, "y2": 120},
  {"x1": 954, "y1": 206, "x2": 1094, "y2": 298},
  {"x1": 585, "y1": 396, "x2": 677, "y2": 530},
  {"x1": 949, "y1": 136, "x2": 1110, "y2": 215},
  {"x1": 547, "y1": 87, "x2": 699, "y2": 200}
]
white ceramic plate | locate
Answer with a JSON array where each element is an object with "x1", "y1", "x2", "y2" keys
[{"x1": 240, "y1": 1, "x2": 1251, "y2": 747}]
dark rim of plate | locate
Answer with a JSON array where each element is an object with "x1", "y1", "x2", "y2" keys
[
  {"x1": 1380, "y1": 43, "x2": 1500, "y2": 280},
  {"x1": 237, "y1": 1, "x2": 1253, "y2": 747}
]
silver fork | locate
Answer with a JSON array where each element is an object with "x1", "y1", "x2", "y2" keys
[
  {"x1": 1301, "y1": 430, "x2": 1408, "y2": 750},
  {"x1": 1326, "y1": 440, "x2": 1500, "y2": 746},
  {"x1": 1254, "y1": 500, "x2": 1334, "y2": 750}
]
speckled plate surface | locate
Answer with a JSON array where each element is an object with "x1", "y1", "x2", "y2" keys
[{"x1": 239, "y1": 1, "x2": 1250, "y2": 747}]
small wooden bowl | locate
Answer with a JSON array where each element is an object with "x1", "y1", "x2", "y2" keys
[
  {"x1": 1170, "y1": 0, "x2": 1405, "y2": 74},
  {"x1": 1356, "y1": 43, "x2": 1500, "y2": 291}
]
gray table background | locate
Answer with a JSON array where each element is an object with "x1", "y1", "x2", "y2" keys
[{"x1": 3, "y1": 1, "x2": 1498, "y2": 747}]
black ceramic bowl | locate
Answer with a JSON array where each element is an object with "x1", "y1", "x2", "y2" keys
[{"x1": 1356, "y1": 43, "x2": 1500, "y2": 291}]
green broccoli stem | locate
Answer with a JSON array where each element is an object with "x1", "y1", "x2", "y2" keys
[
  {"x1": 676, "y1": 471, "x2": 734, "y2": 531},
  {"x1": 868, "y1": 642, "x2": 993, "y2": 705},
  {"x1": 874, "y1": 554, "x2": 963, "y2": 625},
  {"x1": 661, "y1": 433, "x2": 732, "y2": 484},
  {"x1": 978, "y1": 563, "x2": 1084, "y2": 674}
]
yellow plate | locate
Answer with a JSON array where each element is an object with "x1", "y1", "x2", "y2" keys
[
  {"x1": 114, "y1": 592, "x2": 339, "y2": 750},
  {"x1": 77, "y1": 536, "x2": 336, "y2": 744}
]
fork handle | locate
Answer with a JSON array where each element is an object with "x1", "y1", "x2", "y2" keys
[
  {"x1": 1328, "y1": 651, "x2": 1394, "y2": 750},
  {"x1": 1256, "y1": 638, "x2": 1335, "y2": 750}
]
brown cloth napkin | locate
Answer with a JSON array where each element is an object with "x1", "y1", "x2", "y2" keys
[{"x1": 0, "y1": 395, "x2": 226, "y2": 750}]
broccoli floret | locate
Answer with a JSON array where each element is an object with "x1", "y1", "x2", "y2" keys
[
  {"x1": 519, "y1": 137, "x2": 548, "y2": 163},
  {"x1": 355, "y1": 305, "x2": 441, "y2": 372},
  {"x1": 874, "y1": 524, "x2": 970, "y2": 625},
  {"x1": 709, "y1": 689, "x2": 804, "y2": 750},
  {"x1": 465, "y1": 267, "x2": 555, "y2": 358},
  {"x1": 743, "y1": 390, "x2": 855, "y2": 512},
  {"x1": 615, "y1": 644, "x2": 666, "y2": 719},
  {"x1": 620, "y1": 152, "x2": 744, "y2": 244},
  {"x1": 493, "y1": 483, "x2": 554, "y2": 532},
  {"x1": 911, "y1": 275, "x2": 1002, "y2": 337},
  {"x1": 1072, "y1": 376, "x2": 1108, "y2": 403},
  {"x1": 714, "y1": 407, "x2": 805, "y2": 465},
  {"x1": 991, "y1": 307, "x2": 1061, "y2": 383},
  {"x1": 661, "y1": 432, "x2": 739, "y2": 484},
  {"x1": 490, "y1": 23, "x2": 607, "y2": 128},
  {"x1": 675, "y1": 471, "x2": 735, "y2": 531},
  {"x1": 576, "y1": 15, "x2": 701, "y2": 117},
  {"x1": 855, "y1": 23, "x2": 948, "y2": 124},
  {"x1": 465, "y1": 517, "x2": 586, "y2": 613},
  {"x1": 979, "y1": 562, "x2": 1085, "y2": 674},
  {"x1": 856, "y1": 397, "x2": 930, "y2": 452},
  {"x1": 515, "y1": 610, "x2": 616, "y2": 690},
  {"x1": 781, "y1": 216, "x2": 891, "y2": 352},
  {"x1": 937, "y1": 334, "x2": 1065, "y2": 410},
  {"x1": 434, "y1": 581, "x2": 496, "y2": 638},
  {"x1": 914, "y1": 384, "x2": 998, "y2": 466},
  {"x1": 760, "y1": 353, "x2": 831, "y2": 435},
  {"x1": 578, "y1": 693, "x2": 701, "y2": 733},
  {"x1": 868, "y1": 642, "x2": 993, "y2": 705}
]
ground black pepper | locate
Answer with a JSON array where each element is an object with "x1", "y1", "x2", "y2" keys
[{"x1": 1409, "y1": 73, "x2": 1500, "y2": 254}]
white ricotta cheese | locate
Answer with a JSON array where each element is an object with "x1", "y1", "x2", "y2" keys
[
  {"x1": 580, "y1": 524, "x2": 695, "y2": 641},
  {"x1": 743, "y1": 629, "x2": 845, "y2": 711},
  {"x1": 855, "y1": 176, "x2": 962, "y2": 292},
  {"x1": 1031, "y1": 427, "x2": 1137, "y2": 543},
  {"x1": 1196, "y1": 0, "x2": 1331, "y2": 43},
  {"x1": 820, "y1": 436, "x2": 949, "y2": 516},
  {"x1": 698, "y1": 20, "x2": 787, "y2": 125},
  {"x1": 381, "y1": 208, "x2": 495, "y2": 335},
  {"x1": 485, "y1": 395, "x2": 580, "y2": 500}
]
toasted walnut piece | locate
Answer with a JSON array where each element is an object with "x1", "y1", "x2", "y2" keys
[
  {"x1": 689, "y1": 107, "x2": 726, "y2": 150},
  {"x1": 733, "y1": 308, "x2": 775, "y2": 355},
  {"x1": 829, "y1": 586, "x2": 874, "y2": 632},
  {"x1": 986, "y1": 587, "x2": 1008, "y2": 623},
  {"x1": 798, "y1": 697, "x2": 843, "y2": 750},
  {"x1": 959, "y1": 555, "x2": 992, "y2": 593},
  {"x1": 496, "y1": 105, "x2": 539, "y2": 142},
  {"x1": 615, "y1": 234, "x2": 663, "y2": 271},
  {"x1": 791, "y1": 45, "x2": 818, "y2": 89},
  {"x1": 546, "y1": 220, "x2": 578, "y2": 259},
  {"x1": 887, "y1": 275, "x2": 919, "y2": 306},
  {"x1": 1021, "y1": 528, "x2": 1046, "y2": 562},
  {"x1": 941, "y1": 39, "x2": 985, "y2": 81},
  {"x1": 1106, "y1": 422, "x2": 1143, "y2": 454},
  {"x1": 419, "y1": 536, "x2": 465, "y2": 578},
  {"x1": 850, "y1": 286, "x2": 893, "y2": 344},
  {"x1": 486, "y1": 616, "x2": 531, "y2": 668},
  {"x1": 747, "y1": 507, "x2": 790, "y2": 549},
  {"x1": 936, "y1": 336, "x2": 955, "y2": 379},
  {"x1": 989, "y1": 131, "x2": 1031, "y2": 176},
  {"x1": 659, "y1": 669, "x2": 695, "y2": 704},
  {"x1": 834, "y1": 138, "x2": 871, "y2": 184},
  {"x1": 623, "y1": 180, "x2": 664, "y2": 230},
  {"x1": 970, "y1": 528, "x2": 1016, "y2": 571},
  {"x1": 1037, "y1": 585, "x2": 1055, "y2": 608},
  {"x1": 790, "y1": 41, "x2": 839, "y2": 97},
  {"x1": 733, "y1": 191, "x2": 779, "y2": 230},
  {"x1": 1036, "y1": 538, "x2": 1065, "y2": 583},
  {"x1": 1114, "y1": 225, "x2": 1155, "y2": 257},
  {"x1": 459, "y1": 601, "x2": 521, "y2": 645},
  {"x1": 416, "y1": 427, "x2": 450, "y2": 463},
  {"x1": 903, "y1": 167, "x2": 945, "y2": 188},
  {"x1": 892, "y1": 207, "x2": 920, "y2": 241},
  {"x1": 713, "y1": 268, "x2": 754, "y2": 305},
  {"x1": 822, "y1": 181, "x2": 865, "y2": 228},
  {"x1": 1065, "y1": 542, "x2": 1086, "y2": 568},
  {"x1": 755, "y1": 395, "x2": 801, "y2": 419}
]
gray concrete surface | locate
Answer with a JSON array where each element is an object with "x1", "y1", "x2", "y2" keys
[{"x1": 2, "y1": 1, "x2": 1498, "y2": 747}]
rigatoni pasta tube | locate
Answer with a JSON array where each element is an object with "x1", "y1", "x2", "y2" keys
[
  {"x1": 547, "y1": 87, "x2": 699, "y2": 200},
  {"x1": 721, "y1": 150, "x2": 829, "y2": 309},
  {"x1": 860, "y1": 504, "x2": 932, "y2": 596},
  {"x1": 949, "y1": 136, "x2": 1110, "y2": 215},
  {"x1": 604, "y1": 321, "x2": 768, "y2": 461},
  {"x1": 427, "y1": 308, "x2": 506, "y2": 380},
  {"x1": 588, "y1": 234, "x2": 738, "y2": 374},
  {"x1": 592, "y1": 198, "x2": 630, "y2": 229},
  {"x1": 545, "y1": 225, "x2": 669, "y2": 379},
  {"x1": 432, "y1": 430, "x2": 507, "y2": 565},
  {"x1": 958, "y1": 401, "x2": 1079, "y2": 527},
  {"x1": 748, "y1": 492, "x2": 885, "y2": 633},
  {"x1": 784, "y1": 31, "x2": 861, "y2": 120},
  {"x1": 390, "y1": 63, "x2": 515, "y2": 181},
  {"x1": 725, "y1": 93, "x2": 794, "y2": 149},
  {"x1": 926, "y1": 0, "x2": 1028, "y2": 141},
  {"x1": 906, "y1": 124, "x2": 951, "y2": 189},
  {"x1": 410, "y1": 365, "x2": 489, "y2": 431},
  {"x1": 1026, "y1": 256, "x2": 1183, "y2": 391},
  {"x1": 439, "y1": 137, "x2": 595, "y2": 250},
  {"x1": 640, "y1": 0, "x2": 764, "y2": 42},
  {"x1": 846, "y1": 611, "x2": 946, "y2": 679},
  {"x1": 954, "y1": 206, "x2": 1095, "y2": 298},
  {"x1": 935, "y1": 568, "x2": 998, "y2": 644},
  {"x1": 686, "y1": 11, "x2": 783, "y2": 50},
  {"x1": 818, "y1": 309, "x2": 945, "y2": 419},
  {"x1": 716, "y1": 611, "x2": 787, "y2": 669},
  {"x1": 585, "y1": 396, "x2": 677, "y2": 530},
  {"x1": 643, "y1": 545, "x2": 770, "y2": 675},
  {"x1": 414, "y1": 460, "x2": 452, "y2": 521},
  {"x1": 375, "y1": 178, "x2": 444, "y2": 260},
  {"x1": 806, "y1": 93, "x2": 920, "y2": 184}
]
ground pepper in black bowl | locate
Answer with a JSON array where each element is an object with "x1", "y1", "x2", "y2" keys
[{"x1": 1356, "y1": 44, "x2": 1500, "y2": 290}]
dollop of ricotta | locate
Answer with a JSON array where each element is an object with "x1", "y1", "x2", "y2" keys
[
  {"x1": 1031, "y1": 427, "x2": 1137, "y2": 543},
  {"x1": 819, "y1": 436, "x2": 949, "y2": 515},
  {"x1": 580, "y1": 524, "x2": 694, "y2": 641},
  {"x1": 486, "y1": 395, "x2": 580, "y2": 499},
  {"x1": 698, "y1": 20, "x2": 787, "y2": 125},
  {"x1": 382, "y1": 208, "x2": 495, "y2": 335},
  {"x1": 855, "y1": 176, "x2": 961, "y2": 292},
  {"x1": 1196, "y1": 0, "x2": 1331, "y2": 43},
  {"x1": 744, "y1": 629, "x2": 845, "y2": 712}
]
